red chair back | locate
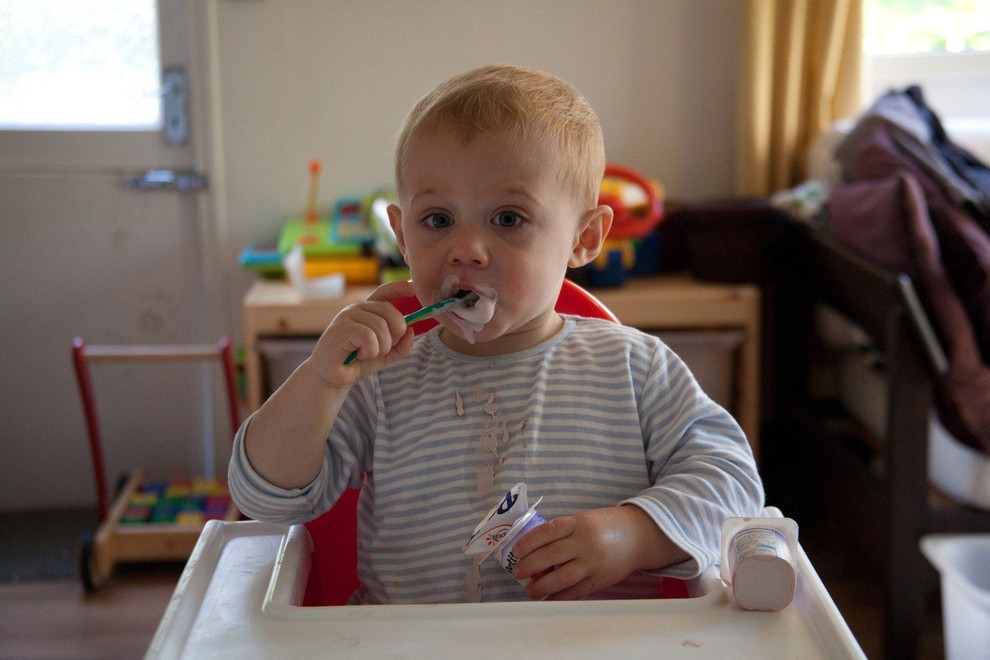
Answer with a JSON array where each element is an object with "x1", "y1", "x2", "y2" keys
[
  {"x1": 302, "y1": 279, "x2": 618, "y2": 605},
  {"x1": 388, "y1": 278, "x2": 619, "y2": 329}
]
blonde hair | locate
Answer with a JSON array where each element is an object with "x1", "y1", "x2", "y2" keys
[{"x1": 395, "y1": 64, "x2": 605, "y2": 209}]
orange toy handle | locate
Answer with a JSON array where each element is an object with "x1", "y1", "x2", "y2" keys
[
  {"x1": 599, "y1": 163, "x2": 664, "y2": 239},
  {"x1": 306, "y1": 159, "x2": 322, "y2": 223}
]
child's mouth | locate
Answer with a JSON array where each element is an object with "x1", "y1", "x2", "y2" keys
[
  {"x1": 442, "y1": 284, "x2": 497, "y2": 343},
  {"x1": 455, "y1": 289, "x2": 479, "y2": 308}
]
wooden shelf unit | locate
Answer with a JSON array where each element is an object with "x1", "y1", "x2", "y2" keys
[{"x1": 242, "y1": 274, "x2": 761, "y2": 455}]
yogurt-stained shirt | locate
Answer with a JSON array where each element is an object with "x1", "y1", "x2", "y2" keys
[{"x1": 229, "y1": 316, "x2": 764, "y2": 603}]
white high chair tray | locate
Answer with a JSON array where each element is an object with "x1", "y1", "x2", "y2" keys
[{"x1": 148, "y1": 518, "x2": 864, "y2": 659}]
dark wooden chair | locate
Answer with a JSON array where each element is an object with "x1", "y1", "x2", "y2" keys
[{"x1": 779, "y1": 221, "x2": 990, "y2": 659}]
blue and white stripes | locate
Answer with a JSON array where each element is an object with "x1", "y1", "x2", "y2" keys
[{"x1": 229, "y1": 316, "x2": 764, "y2": 603}]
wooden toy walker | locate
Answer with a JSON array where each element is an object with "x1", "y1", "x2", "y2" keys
[{"x1": 71, "y1": 338, "x2": 242, "y2": 591}]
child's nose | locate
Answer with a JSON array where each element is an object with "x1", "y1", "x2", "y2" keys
[{"x1": 447, "y1": 228, "x2": 489, "y2": 267}]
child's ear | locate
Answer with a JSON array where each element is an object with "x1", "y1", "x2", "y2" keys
[
  {"x1": 387, "y1": 203, "x2": 407, "y2": 258},
  {"x1": 568, "y1": 204, "x2": 613, "y2": 268}
]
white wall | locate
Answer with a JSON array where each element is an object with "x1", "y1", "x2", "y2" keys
[{"x1": 207, "y1": 0, "x2": 747, "y2": 338}]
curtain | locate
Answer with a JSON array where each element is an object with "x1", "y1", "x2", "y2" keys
[{"x1": 736, "y1": 0, "x2": 864, "y2": 196}]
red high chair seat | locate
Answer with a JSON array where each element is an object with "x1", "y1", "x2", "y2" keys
[{"x1": 302, "y1": 279, "x2": 620, "y2": 605}]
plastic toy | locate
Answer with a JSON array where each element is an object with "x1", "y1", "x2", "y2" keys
[
  {"x1": 598, "y1": 163, "x2": 665, "y2": 239},
  {"x1": 238, "y1": 241, "x2": 283, "y2": 277},
  {"x1": 241, "y1": 162, "x2": 401, "y2": 283},
  {"x1": 118, "y1": 478, "x2": 232, "y2": 526},
  {"x1": 305, "y1": 158, "x2": 321, "y2": 223},
  {"x1": 583, "y1": 163, "x2": 666, "y2": 286},
  {"x1": 277, "y1": 161, "x2": 374, "y2": 260},
  {"x1": 269, "y1": 161, "x2": 380, "y2": 285},
  {"x1": 366, "y1": 192, "x2": 410, "y2": 282}
]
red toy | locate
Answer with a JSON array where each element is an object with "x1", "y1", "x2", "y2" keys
[{"x1": 598, "y1": 163, "x2": 665, "y2": 239}]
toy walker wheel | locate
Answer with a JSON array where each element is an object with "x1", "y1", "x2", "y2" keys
[{"x1": 78, "y1": 530, "x2": 100, "y2": 592}]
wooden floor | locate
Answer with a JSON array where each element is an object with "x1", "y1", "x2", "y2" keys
[
  {"x1": 797, "y1": 512, "x2": 947, "y2": 660},
  {"x1": 0, "y1": 563, "x2": 182, "y2": 660}
]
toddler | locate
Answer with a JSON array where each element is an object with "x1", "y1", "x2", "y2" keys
[{"x1": 229, "y1": 64, "x2": 763, "y2": 604}]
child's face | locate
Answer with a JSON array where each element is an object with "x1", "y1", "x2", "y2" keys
[{"x1": 389, "y1": 128, "x2": 608, "y2": 355}]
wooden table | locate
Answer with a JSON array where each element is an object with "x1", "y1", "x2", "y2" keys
[{"x1": 243, "y1": 274, "x2": 761, "y2": 455}]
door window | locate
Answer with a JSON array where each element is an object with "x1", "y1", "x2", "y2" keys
[{"x1": 0, "y1": 0, "x2": 160, "y2": 130}]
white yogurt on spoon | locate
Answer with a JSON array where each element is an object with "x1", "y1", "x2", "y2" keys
[
  {"x1": 438, "y1": 277, "x2": 497, "y2": 344},
  {"x1": 447, "y1": 291, "x2": 496, "y2": 343}
]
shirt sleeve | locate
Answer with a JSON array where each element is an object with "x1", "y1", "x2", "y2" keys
[
  {"x1": 621, "y1": 341, "x2": 765, "y2": 579},
  {"x1": 226, "y1": 414, "x2": 329, "y2": 524}
]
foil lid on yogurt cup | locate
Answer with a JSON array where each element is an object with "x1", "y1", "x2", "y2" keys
[{"x1": 463, "y1": 482, "x2": 543, "y2": 560}]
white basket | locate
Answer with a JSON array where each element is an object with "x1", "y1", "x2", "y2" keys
[{"x1": 921, "y1": 534, "x2": 990, "y2": 660}]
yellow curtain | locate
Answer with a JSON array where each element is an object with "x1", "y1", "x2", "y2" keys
[{"x1": 736, "y1": 0, "x2": 864, "y2": 196}]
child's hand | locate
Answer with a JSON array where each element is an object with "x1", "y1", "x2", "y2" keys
[
  {"x1": 243, "y1": 279, "x2": 420, "y2": 491},
  {"x1": 508, "y1": 505, "x2": 689, "y2": 601},
  {"x1": 308, "y1": 279, "x2": 419, "y2": 386}
]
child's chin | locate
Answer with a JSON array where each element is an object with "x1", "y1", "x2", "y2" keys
[{"x1": 441, "y1": 322, "x2": 491, "y2": 347}]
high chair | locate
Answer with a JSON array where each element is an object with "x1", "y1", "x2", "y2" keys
[
  {"x1": 302, "y1": 279, "x2": 622, "y2": 605},
  {"x1": 71, "y1": 337, "x2": 242, "y2": 591}
]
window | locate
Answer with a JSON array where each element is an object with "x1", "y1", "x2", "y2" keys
[
  {"x1": 864, "y1": 0, "x2": 990, "y2": 118},
  {"x1": 0, "y1": 0, "x2": 161, "y2": 130},
  {"x1": 866, "y1": 0, "x2": 989, "y2": 54}
]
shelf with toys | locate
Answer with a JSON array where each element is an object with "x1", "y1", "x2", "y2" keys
[{"x1": 238, "y1": 160, "x2": 407, "y2": 298}]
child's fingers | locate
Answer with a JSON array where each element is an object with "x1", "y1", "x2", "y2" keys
[
  {"x1": 510, "y1": 516, "x2": 572, "y2": 559},
  {"x1": 509, "y1": 517, "x2": 574, "y2": 578},
  {"x1": 393, "y1": 327, "x2": 415, "y2": 357},
  {"x1": 525, "y1": 559, "x2": 592, "y2": 601},
  {"x1": 512, "y1": 508, "x2": 647, "y2": 601},
  {"x1": 367, "y1": 278, "x2": 418, "y2": 303},
  {"x1": 341, "y1": 303, "x2": 409, "y2": 363},
  {"x1": 311, "y1": 280, "x2": 420, "y2": 380},
  {"x1": 347, "y1": 280, "x2": 416, "y2": 360},
  {"x1": 343, "y1": 280, "x2": 419, "y2": 364}
]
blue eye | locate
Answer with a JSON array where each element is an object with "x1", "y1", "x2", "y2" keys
[
  {"x1": 425, "y1": 213, "x2": 453, "y2": 228},
  {"x1": 493, "y1": 211, "x2": 522, "y2": 228}
]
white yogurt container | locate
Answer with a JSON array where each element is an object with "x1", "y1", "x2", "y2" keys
[
  {"x1": 720, "y1": 516, "x2": 799, "y2": 611},
  {"x1": 464, "y1": 483, "x2": 548, "y2": 585}
]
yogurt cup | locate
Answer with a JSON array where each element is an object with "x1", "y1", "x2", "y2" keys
[
  {"x1": 720, "y1": 516, "x2": 799, "y2": 611},
  {"x1": 464, "y1": 483, "x2": 548, "y2": 585},
  {"x1": 490, "y1": 507, "x2": 547, "y2": 583}
]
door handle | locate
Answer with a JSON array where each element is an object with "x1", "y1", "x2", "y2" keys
[
  {"x1": 161, "y1": 67, "x2": 189, "y2": 146},
  {"x1": 125, "y1": 169, "x2": 209, "y2": 192}
]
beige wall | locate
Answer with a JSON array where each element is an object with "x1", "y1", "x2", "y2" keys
[
  {"x1": 207, "y1": 0, "x2": 747, "y2": 334},
  {"x1": 0, "y1": 0, "x2": 747, "y2": 510}
]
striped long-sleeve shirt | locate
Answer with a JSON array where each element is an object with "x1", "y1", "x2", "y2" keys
[{"x1": 229, "y1": 316, "x2": 764, "y2": 603}]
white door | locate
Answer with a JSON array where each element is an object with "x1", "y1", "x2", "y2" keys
[{"x1": 0, "y1": 0, "x2": 226, "y2": 510}]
